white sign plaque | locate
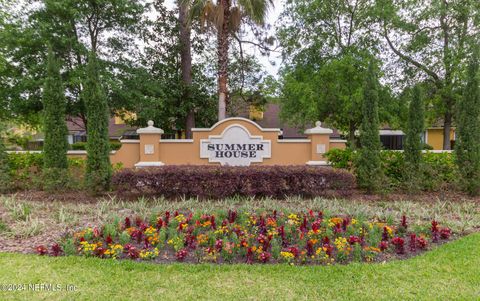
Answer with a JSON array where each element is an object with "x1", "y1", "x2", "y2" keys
[
  {"x1": 316, "y1": 144, "x2": 326, "y2": 154},
  {"x1": 144, "y1": 144, "x2": 155, "y2": 155},
  {"x1": 200, "y1": 125, "x2": 271, "y2": 166}
]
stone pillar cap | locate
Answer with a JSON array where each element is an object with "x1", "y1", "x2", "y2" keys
[
  {"x1": 304, "y1": 121, "x2": 333, "y2": 135},
  {"x1": 137, "y1": 120, "x2": 164, "y2": 134}
]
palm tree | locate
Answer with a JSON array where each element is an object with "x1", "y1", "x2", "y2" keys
[{"x1": 185, "y1": 0, "x2": 274, "y2": 120}]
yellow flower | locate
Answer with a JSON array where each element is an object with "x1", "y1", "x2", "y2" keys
[
  {"x1": 175, "y1": 214, "x2": 186, "y2": 223},
  {"x1": 280, "y1": 251, "x2": 295, "y2": 260},
  {"x1": 288, "y1": 214, "x2": 300, "y2": 225}
]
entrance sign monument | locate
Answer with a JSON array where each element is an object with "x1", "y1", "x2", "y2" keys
[{"x1": 66, "y1": 117, "x2": 347, "y2": 168}]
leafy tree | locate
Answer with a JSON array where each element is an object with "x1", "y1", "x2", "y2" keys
[
  {"x1": 84, "y1": 53, "x2": 111, "y2": 192},
  {"x1": 355, "y1": 63, "x2": 383, "y2": 193},
  {"x1": 379, "y1": 0, "x2": 480, "y2": 149},
  {"x1": 42, "y1": 48, "x2": 69, "y2": 190},
  {"x1": 455, "y1": 50, "x2": 480, "y2": 195},
  {"x1": 278, "y1": 0, "x2": 379, "y2": 68},
  {"x1": 125, "y1": 1, "x2": 217, "y2": 136},
  {"x1": 185, "y1": 0, "x2": 274, "y2": 120},
  {"x1": 0, "y1": 0, "x2": 146, "y2": 128},
  {"x1": 277, "y1": 0, "x2": 398, "y2": 144},
  {"x1": 279, "y1": 53, "x2": 396, "y2": 145}
]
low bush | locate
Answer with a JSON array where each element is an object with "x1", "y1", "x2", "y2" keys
[
  {"x1": 112, "y1": 166, "x2": 356, "y2": 199},
  {"x1": 5, "y1": 152, "x2": 85, "y2": 190},
  {"x1": 71, "y1": 141, "x2": 122, "y2": 151},
  {"x1": 325, "y1": 149, "x2": 458, "y2": 191}
]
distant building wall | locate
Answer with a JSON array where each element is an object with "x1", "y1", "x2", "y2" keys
[{"x1": 426, "y1": 128, "x2": 455, "y2": 150}]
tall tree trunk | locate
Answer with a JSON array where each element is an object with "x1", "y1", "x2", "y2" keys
[
  {"x1": 443, "y1": 110, "x2": 452, "y2": 150},
  {"x1": 179, "y1": 1, "x2": 194, "y2": 138},
  {"x1": 217, "y1": 0, "x2": 230, "y2": 121},
  {"x1": 348, "y1": 121, "x2": 356, "y2": 148}
]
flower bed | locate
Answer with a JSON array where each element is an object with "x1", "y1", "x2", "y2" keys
[{"x1": 37, "y1": 210, "x2": 452, "y2": 265}]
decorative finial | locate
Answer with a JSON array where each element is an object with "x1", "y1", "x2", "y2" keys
[
  {"x1": 315, "y1": 121, "x2": 321, "y2": 127},
  {"x1": 147, "y1": 120, "x2": 154, "y2": 127}
]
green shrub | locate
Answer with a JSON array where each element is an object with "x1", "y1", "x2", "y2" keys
[
  {"x1": 326, "y1": 149, "x2": 458, "y2": 191},
  {"x1": 71, "y1": 142, "x2": 87, "y2": 150},
  {"x1": 5, "y1": 153, "x2": 84, "y2": 190},
  {"x1": 325, "y1": 148, "x2": 354, "y2": 169},
  {"x1": 72, "y1": 141, "x2": 122, "y2": 151}
]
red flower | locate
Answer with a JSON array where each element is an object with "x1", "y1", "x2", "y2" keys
[
  {"x1": 258, "y1": 251, "x2": 271, "y2": 263},
  {"x1": 210, "y1": 216, "x2": 216, "y2": 230},
  {"x1": 176, "y1": 249, "x2": 188, "y2": 261},
  {"x1": 348, "y1": 235, "x2": 361, "y2": 245},
  {"x1": 215, "y1": 239, "x2": 223, "y2": 252},
  {"x1": 127, "y1": 246, "x2": 139, "y2": 259},
  {"x1": 431, "y1": 220, "x2": 439, "y2": 242},
  {"x1": 93, "y1": 247, "x2": 105, "y2": 257},
  {"x1": 156, "y1": 218, "x2": 163, "y2": 229},
  {"x1": 306, "y1": 240, "x2": 315, "y2": 256},
  {"x1": 382, "y1": 227, "x2": 389, "y2": 242},
  {"x1": 93, "y1": 227, "x2": 100, "y2": 238},
  {"x1": 164, "y1": 211, "x2": 170, "y2": 226},
  {"x1": 105, "y1": 235, "x2": 113, "y2": 245},
  {"x1": 36, "y1": 245, "x2": 47, "y2": 255},
  {"x1": 311, "y1": 220, "x2": 321, "y2": 233},
  {"x1": 391, "y1": 237, "x2": 405, "y2": 254},
  {"x1": 440, "y1": 228, "x2": 451, "y2": 240},
  {"x1": 50, "y1": 244, "x2": 62, "y2": 257},
  {"x1": 401, "y1": 215, "x2": 408, "y2": 229},
  {"x1": 228, "y1": 210, "x2": 237, "y2": 223},
  {"x1": 124, "y1": 217, "x2": 131, "y2": 229},
  {"x1": 246, "y1": 247, "x2": 254, "y2": 264},
  {"x1": 409, "y1": 234, "x2": 417, "y2": 252},
  {"x1": 416, "y1": 237, "x2": 428, "y2": 249},
  {"x1": 379, "y1": 241, "x2": 389, "y2": 251},
  {"x1": 288, "y1": 246, "x2": 300, "y2": 258}
]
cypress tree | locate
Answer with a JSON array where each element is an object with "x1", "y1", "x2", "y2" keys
[
  {"x1": 404, "y1": 86, "x2": 425, "y2": 180},
  {"x1": 42, "y1": 48, "x2": 69, "y2": 190},
  {"x1": 456, "y1": 50, "x2": 480, "y2": 195},
  {"x1": 0, "y1": 129, "x2": 10, "y2": 193},
  {"x1": 355, "y1": 63, "x2": 383, "y2": 193},
  {"x1": 84, "y1": 53, "x2": 111, "y2": 192}
]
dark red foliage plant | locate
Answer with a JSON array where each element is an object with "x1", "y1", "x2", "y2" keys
[
  {"x1": 112, "y1": 166, "x2": 356, "y2": 199},
  {"x1": 431, "y1": 220, "x2": 440, "y2": 242},
  {"x1": 379, "y1": 241, "x2": 389, "y2": 251},
  {"x1": 36, "y1": 245, "x2": 47, "y2": 255},
  {"x1": 391, "y1": 237, "x2": 405, "y2": 254},
  {"x1": 440, "y1": 228, "x2": 451, "y2": 239},
  {"x1": 176, "y1": 249, "x2": 188, "y2": 261},
  {"x1": 50, "y1": 244, "x2": 62, "y2": 257}
]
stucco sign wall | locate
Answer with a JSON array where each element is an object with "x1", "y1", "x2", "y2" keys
[
  {"x1": 90, "y1": 117, "x2": 347, "y2": 168},
  {"x1": 199, "y1": 124, "x2": 271, "y2": 166}
]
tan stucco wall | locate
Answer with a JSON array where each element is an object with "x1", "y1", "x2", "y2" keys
[
  {"x1": 426, "y1": 128, "x2": 455, "y2": 150},
  {"x1": 65, "y1": 118, "x2": 347, "y2": 168},
  {"x1": 111, "y1": 142, "x2": 140, "y2": 167}
]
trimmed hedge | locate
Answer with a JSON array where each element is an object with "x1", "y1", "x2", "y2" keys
[
  {"x1": 112, "y1": 166, "x2": 356, "y2": 199},
  {"x1": 325, "y1": 149, "x2": 458, "y2": 191}
]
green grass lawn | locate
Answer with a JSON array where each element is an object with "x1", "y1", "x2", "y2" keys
[{"x1": 0, "y1": 233, "x2": 478, "y2": 301}]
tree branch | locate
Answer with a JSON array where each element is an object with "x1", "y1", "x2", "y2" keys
[{"x1": 383, "y1": 25, "x2": 442, "y2": 87}]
